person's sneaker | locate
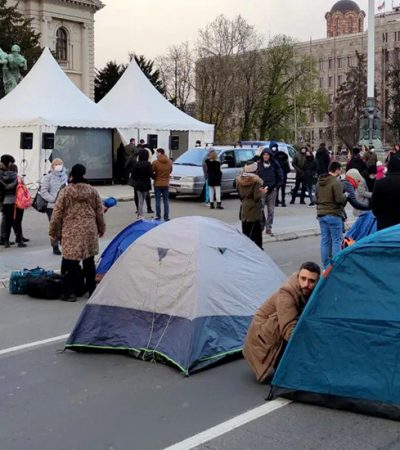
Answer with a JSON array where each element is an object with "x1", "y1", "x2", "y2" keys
[
  {"x1": 155, "y1": 216, "x2": 161, "y2": 220},
  {"x1": 290, "y1": 200, "x2": 295, "y2": 204},
  {"x1": 300, "y1": 201, "x2": 306, "y2": 205},
  {"x1": 22, "y1": 237, "x2": 30, "y2": 242},
  {"x1": 308, "y1": 202, "x2": 316, "y2": 207},
  {"x1": 4, "y1": 241, "x2": 10, "y2": 248},
  {"x1": 265, "y1": 230, "x2": 274, "y2": 236},
  {"x1": 147, "y1": 209, "x2": 154, "y2": 214},
  {"x1": 17, "y1": 242, "x2": 27, "y2": 248},
  {"x1": 281, "y1": 203, "x2": 287, "y2": 207}
]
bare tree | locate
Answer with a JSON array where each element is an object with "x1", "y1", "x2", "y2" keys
[
  {"x1": 195, "y1": 15, "x2": 261, "y2": 142},
  {"x1": 156, "y1": 42, "x2": 194, "y2": 111}
]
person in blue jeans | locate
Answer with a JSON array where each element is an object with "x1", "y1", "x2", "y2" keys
[
  {"x1": 152, "y1": 148, "x2": 173, "y2": 221},
  {"x1": 315, "y1": 161, "x2": 347, "y2": 269}
]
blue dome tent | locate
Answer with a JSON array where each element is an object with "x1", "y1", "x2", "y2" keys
[
  {"x1": 67, "y1": 217, "x2": 286, "y2": 375},
  {"x1": 272, "y1": 225, "x2": 400, "y2": 419},
  {"x1": 343, "y1": 211, "x2": 377, "y2": 247},
  {"x1": 96, "y1": 219, "x2": 162, "y2": 277}
]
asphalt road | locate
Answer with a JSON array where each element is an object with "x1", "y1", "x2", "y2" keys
[{"x1": 1, "y1": 237, "x2": 398, "y2": 450}]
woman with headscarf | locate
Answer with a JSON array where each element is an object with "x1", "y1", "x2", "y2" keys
[
  {"x1": 345, "y1": 168, "x2": 371, "y2": 217},
  {"x1": 40, "y1": 158, "x2": 68, "y2": 254},
  {"x1": 49, "y1": 164, "x2": 105, "y2": 301}
]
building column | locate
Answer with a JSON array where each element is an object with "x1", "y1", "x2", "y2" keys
[{"x1": 81, "y1": 22, "x2": 89, "y2": 96}]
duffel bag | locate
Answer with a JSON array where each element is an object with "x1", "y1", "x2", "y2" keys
[
  {"x1": 26, "y1": 274, "x2": 67, "y2": 300},
  {"x1": 9, "y1": 267, "x2": 54, "y2": 295}
]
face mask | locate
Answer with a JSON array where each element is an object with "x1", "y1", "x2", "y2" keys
[{"x1": 54, "y1": 165, "x2": 63, "y2": 172}]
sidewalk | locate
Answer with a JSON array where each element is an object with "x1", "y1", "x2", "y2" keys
[{"x1": 94, "y1": 184, "x2": 325, "y2": 242}]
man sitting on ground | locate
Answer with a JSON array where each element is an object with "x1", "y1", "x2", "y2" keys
[{"x1": 243, "y1": 261, "x2": 321, "y2": 382}]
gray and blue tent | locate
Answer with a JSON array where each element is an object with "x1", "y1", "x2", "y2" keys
[
  {"x1": 66, "y1": 216, "x2": 285, "y2": 374},
  {"x1": 273, "y1": 225, "x2": 400, "y2": 419}
]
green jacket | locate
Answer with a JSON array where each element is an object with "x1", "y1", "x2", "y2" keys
[
  {"x1": 316, "y1": 174, "x2": 347, "y2": 217},
  {"x1": 236, "y1": 173, "x2": 263, "y2": 222}
]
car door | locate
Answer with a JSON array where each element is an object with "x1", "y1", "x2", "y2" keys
[{"x1": 219, "y1": 150, "x2": 237, "y2": 193}]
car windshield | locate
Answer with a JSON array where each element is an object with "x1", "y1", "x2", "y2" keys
[{"x1": 174, "y1": 148, "x2": 219, "y2": 166}]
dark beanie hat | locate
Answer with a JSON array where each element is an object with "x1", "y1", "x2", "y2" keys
[
  {"x1": 70, "y1": 164, "x2": 86, "y2": 181},
  {"x1": 388, "y1": 155, "x2": 400, "y2": 173},
  {"x1": 352, "y1": 147, "x2": 361, "y2": 155}
]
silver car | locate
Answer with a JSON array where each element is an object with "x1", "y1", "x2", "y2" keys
[{"x1": 169, "y1": 146, "x2": 256, "y2": 197}]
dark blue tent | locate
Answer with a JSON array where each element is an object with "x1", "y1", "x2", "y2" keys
[
  {"x1": 96, "y1": 219, "x2": 162, "y2": 276},
  {"x1": 273, "y1": 225, "x2": 400, "y2": 419}
]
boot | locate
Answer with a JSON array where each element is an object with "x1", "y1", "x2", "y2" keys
[
  {"x1": 53, "y1": 245, "x2": 62, "y2": 255},
  {"x1": 216, "y1": 202, "x2": 224, "y2": 210},
  {"x1": 210, "y1": 202, "x2": 215, "y2": 209},
  {"x1": 4, "y1": 241, "x2": 10, "y2": 248},
  {"x1": 22, "y1": 237, "x2": 30, "y2": 242},
  {"x1": 17, "y1": 242, "x2": 27, "y2": 248}
]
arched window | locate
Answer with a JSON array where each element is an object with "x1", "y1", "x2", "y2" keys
[
  {"x1": 335, "y1": 17, "x2": 340, "y2": 35},
  {"x1": 348, "y1": 17, "x2": 353, "y2": 33},
  {"x1": 56, "y1": 27, "x2": 68, "y2": 61},
  {"x1": 359, "y1": 17, "x2": 363, "y2": 32}
]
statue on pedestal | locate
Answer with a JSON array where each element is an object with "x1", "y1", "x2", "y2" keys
[{"x1": 1, "y1": 44, "x2": 27, "y2": 95}]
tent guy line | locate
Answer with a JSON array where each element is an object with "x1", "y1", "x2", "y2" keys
[
  {"x1": 0, "y1": 334, "x2": 69, "y2": 357},
  {"x1": 163, "y1": 398, "x2": 292, "y2": 450}
]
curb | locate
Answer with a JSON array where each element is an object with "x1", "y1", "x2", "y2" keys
[{"x1": 263, "y1": 228, "x2": 321, "y2": 244}]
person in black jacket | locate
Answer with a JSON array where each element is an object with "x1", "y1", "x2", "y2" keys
[
  {"x1": 204, "y1": 149, "x2": 223, "y2": 210},
  {"x1": 315, "y1": 143, "x2": 330, "y2": 176},
  {"x1": 0, "y1": 154, "x2": 15, "y2": 245},
  {"x1": 346, "y1": 147, "x2": 368, "y2": 176},
  {"x1": 257, "y1": 149, "x2": 283, "y2": 236},
  {"x1": 303, "y1": 150, "x2": 318, "y2": 207},
  {"x1": 371, "y1": 155, "x2": 400, "y2": 230},
  {"x1": 274, "y1": 148, "x2": 291, "y2": 207},
  {"x1": 130, "y1": 149, "x2": 153, "y2": 219}
]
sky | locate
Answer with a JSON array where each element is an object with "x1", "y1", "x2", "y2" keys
[{"x1": 94, "y1": 0, "x2": 384, "y2": 68}]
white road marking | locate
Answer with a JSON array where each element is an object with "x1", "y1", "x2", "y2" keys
[
  {"x1": 0, "y1": 334, "x2": 69, "y2": 357},
  {"x1": 163, "y1": 398, "x2": 291, "y2": 450}
]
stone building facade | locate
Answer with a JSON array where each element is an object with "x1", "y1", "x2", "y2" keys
[
  {"x1": 7, "y1": 0, "x2": 104, "y2": 99},
  {"x1": 296, "y1": 0, "x2": 400, "y2": 149}
]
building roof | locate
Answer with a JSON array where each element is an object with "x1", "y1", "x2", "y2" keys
[
  {"x1": 61, "y1": 0, "x2": 104, "y2": 11},
  {"x1": 330, "y1": 0, "x2": 361, "y2": 14}
]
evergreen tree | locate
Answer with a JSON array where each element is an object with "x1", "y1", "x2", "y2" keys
[
  {"x1": 388, "y1": 56, "x2": 400, "y2": 142},
  {"x1": 0, "y1": 0, "x2": 42, "y2": 98},
  {"x1": 94, "y1": 61, "x2": 126, "y2": 103},
  {"x1": 333, "y1": 51, "x2": 367, "y2": 149}
]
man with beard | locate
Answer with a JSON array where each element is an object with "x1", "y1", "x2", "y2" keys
[{"x1": 243, "y1": 261, "x2": 321, "y2": 382}]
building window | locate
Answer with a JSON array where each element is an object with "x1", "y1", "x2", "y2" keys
[
  {"x1": 319, "y1": 129, "x2": 324, "y2": 140},
  {"x1": 383, "y1": 32, "x2": 388, "y2": 43},
  {"x1": 56, "y1": 27, "x2": 68, "y2": 61},
  {"x1": 319, "y1": 77, "x2": 324, "y2": 88},
  {"x1": 348, "y1": 17, "x2": 353, "y2": 33},
  {"x1": 359, "y1": 17, "x2": 363, "y2": 32},
  {"x1": 329, "y1": 94, "x2": 334, "y2": 104},
  {"x1": 395, "y1": 31, "x2": 400, "y2": 41},
  {"x1": 338, "y1": 57, "x2": 343, "y2": 68},
  {"x1": 338, "y1": 75, "x2": 343, "y2": 85},
  {"x1": 311, "y1": 130, "x2": 315, "y2": 142},
  {"x1": 328, "y1": 58, "x2": 333, "y2": 69},
  {"x1": 328, "y1": 76, "x2": 333, "y2": 88},
  {"x1": 319, "y1": 58, "x2": 324, "y2": 70},
  {"x1": 336, "y1": 17, "x2": 340, "y2": 33},
  {"x1": 347, "y1": 55, "x2": 353, "y2": 67}
]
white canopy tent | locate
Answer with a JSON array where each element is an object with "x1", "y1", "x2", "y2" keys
[
  {"x1": 99, "y1": 59, "x2": 214, "y2": 156},
  {"x1": 0, "y1": 48, "x2": 130, "y2": 183}
]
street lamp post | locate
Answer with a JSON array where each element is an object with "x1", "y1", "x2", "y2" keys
[{"x1": 359, "y1": 0, "x2": 382, "y2": 149}]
